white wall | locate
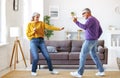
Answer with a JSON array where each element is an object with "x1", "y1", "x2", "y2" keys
[
  {"x1": 44, "y1": 0, "x2": 120, "y2": 40},
  {"x1": 0, "y1": 45, "x2": 11, "y2": 71},
  {"x1": 0, "y1": 0, "x2": 120, "y2": 72},
  {"x1": 0, "y1": 0, "x2": 38, "y2": 72},
  {"x1": 22, "y1": 0, "x2": 44, "y2": 61},
  {"x1": 0, "y1": 0, "x2": 25, "y2": 71}
]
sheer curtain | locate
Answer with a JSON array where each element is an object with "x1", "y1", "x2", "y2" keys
[{"x1": 0, "y1": 0, "x2": 7, "y2": 44}]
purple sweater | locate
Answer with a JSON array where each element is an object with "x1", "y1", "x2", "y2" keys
[{"x1": 75, "y1": 16, "x2": 103, "y2": 40}]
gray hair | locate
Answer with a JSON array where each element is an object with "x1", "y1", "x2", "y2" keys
[
  {"x1": 31, "y1": 12, "x2": 40, "y2": 21},
  {"x1": 82, "y1": 8, "x2": 91, "y2": 15},
  {"x1": 32, "y1": 12, "x2": 40, "y2": 17}
]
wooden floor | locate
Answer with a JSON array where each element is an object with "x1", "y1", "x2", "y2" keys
[
  {"x1": 2, "y1": 70, "x2": 120, "y2": 78},
  {"x1": 0, "y1": 59, "x2": 119, "y2": 77}
]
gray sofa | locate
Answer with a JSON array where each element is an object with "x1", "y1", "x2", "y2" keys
[{"x1": 30, "y1": 40, "x2": 108, "y2": 67}]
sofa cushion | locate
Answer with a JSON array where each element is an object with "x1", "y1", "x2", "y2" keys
[
  {"x1": 98, "y1": 40, "x2": 104, "y2": 47},
  {"x1": 39, "y1": 52, "x2": 69, "y2": 60},
  {"x1": 71, "y1": 40, "x2": 105, "y2": 53},
  {"x1": 71, "y1": 40, "x2": 84, "y2": 52},
  {"x1": 69, "y1": 52, "x2": 104, "y2": 60},
  {"x1": 47, "y1": 46, "x2": 57, "y2": 53},
  {"x1": 87, "y1": 53, "x2": 104, "y2": 60},
  {"x1": 69, "y1": 52, "x2": 80, "y2": 60},
  {"x1": 45, "y1": 40, "x2": 71, "y2": 52}
]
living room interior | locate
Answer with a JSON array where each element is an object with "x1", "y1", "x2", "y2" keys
[{"x1": 0, "y1": 0, "x2": 120, "y2": 77}]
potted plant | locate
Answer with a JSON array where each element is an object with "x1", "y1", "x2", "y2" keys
[{"x1": 44, "y1": 15, "x2": 54, "y2": 40}]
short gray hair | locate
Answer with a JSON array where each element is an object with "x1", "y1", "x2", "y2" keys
[
  {"x1": 32, "y1": 12, "x2": 40, "y2": 17},
  {"x1": 31, "y1": 12, "x2": 40, "y2": 21},
  {"x1": 82, "y1": 8, "x2": 91, "y2": 15}
]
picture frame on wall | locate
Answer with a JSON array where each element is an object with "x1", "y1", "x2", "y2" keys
[
  {"x1": 49, "y1": 6, "x2": 59, "y2": 19},
  {"x1": 13, "y1": 0, "x2": 19, "y2": 11}
]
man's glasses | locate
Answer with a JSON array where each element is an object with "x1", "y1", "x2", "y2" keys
[{"x1": 82, "y1": 12, "x2": 86, "y2": 15}]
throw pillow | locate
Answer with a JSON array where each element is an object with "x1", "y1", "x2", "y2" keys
[
  {"x1": 97, "y1": 46, "x2": 104, "y2": 52},
  {"x1": 47, "y1": 46, "x2": 57, "y2": 53}
]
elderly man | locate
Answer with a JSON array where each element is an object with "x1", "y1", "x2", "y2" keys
[{"x1": 70, "y1": 8, "x2": 105, "y2": 78}]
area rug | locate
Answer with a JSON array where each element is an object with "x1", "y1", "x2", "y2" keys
[{"x1": 1, "y1": 70, "x2": 120, "y2": 78}]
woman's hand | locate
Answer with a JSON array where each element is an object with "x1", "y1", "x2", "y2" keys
[
  {"x1": 33, "y1": 27, "x2": 37, "y2": 33},
  {"x1": 60, "y1": 27, "x2": 64, "y2": 30}
]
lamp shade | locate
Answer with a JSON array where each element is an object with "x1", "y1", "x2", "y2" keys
[{"x1": 10, "y1": 27, "x2": 20, "y2": 37}]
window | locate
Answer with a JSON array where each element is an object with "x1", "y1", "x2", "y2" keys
[{"x1": 0, "y1": 0, "x2": 7, "y2": 44}]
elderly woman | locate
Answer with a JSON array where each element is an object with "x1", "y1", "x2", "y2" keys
[{"x1": 26, "y1": 12, "x2": 64, "y2": 76}]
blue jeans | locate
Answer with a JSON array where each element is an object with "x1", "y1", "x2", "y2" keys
[
  {"x1": 78, "y1": 40, "x2": 104, "y2": 75},
  {"x1": 30, "y1": 38, "x2": 53, "y2": 72}
]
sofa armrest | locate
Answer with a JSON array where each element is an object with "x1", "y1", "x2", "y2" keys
[{"x1": 103, "y1": 47, "x2": 108, "y2": 64}]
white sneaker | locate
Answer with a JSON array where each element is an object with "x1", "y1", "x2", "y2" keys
[
  {"x1": 50, "y1": 70, "x2": 59, "y2": 74},
  {"x1": 31, "y1": 72, "x2": 37, "y2": 76},
  {"x1": 96, "y1": 72, "x2": 105, "y2": 76},
  {"x1": 70, "y1": 71, "x2": 82, "y2": 78}
]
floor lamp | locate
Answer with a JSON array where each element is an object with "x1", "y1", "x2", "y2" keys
[{"x1": 9, "y1": 27, "x2": 27, "y2": 69}]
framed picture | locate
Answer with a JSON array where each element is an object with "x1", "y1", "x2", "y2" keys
[
  {"x1": 115, "y1": 6, "x2": 120, "y2": 14},
  {"x1": 13, "y1": 0, "x2": 19, "y2": 11},
  {"x1": 49, "y1": 6, "x2": 59, "y2": 19}
]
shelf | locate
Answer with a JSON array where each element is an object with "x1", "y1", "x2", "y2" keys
[
  {"x1": 106, "y1": 30, "x2": 120, "y2": 48},
  {"x1": 66, "y1": 30, "x2": 83, "y2": 40},
  {"x1": 107, "y1": 30, "x2": 120, "y2": 34}
]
